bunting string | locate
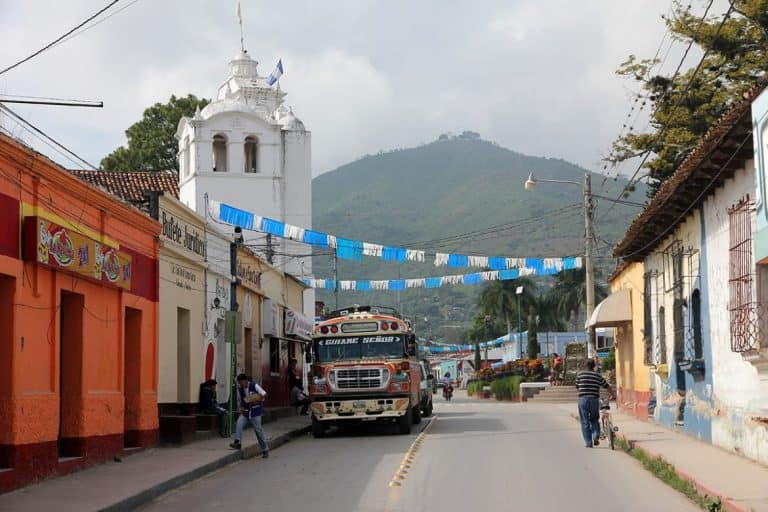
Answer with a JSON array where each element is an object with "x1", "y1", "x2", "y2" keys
[
  {"x1": 212, "y1": 200, "x2": 581, "y2": 269},
  {"x1": 302, "y1": 259, "x2": 581, "y2": 292}
]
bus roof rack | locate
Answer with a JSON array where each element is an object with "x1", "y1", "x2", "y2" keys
[{"x1": 326, "y1": 305, "x2": 401, "y2": 320}]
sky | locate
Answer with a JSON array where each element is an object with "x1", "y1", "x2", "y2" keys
[{"x1": 0, "y1": 0, "x2": 716, "y2": 177}]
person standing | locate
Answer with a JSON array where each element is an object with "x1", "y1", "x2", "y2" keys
[
  {"x1": 575, "y1": 359, "x2": 613, "y2": 448},
  {"x1": 230, "y1": 373, "x2": 269, "y2": 458}
]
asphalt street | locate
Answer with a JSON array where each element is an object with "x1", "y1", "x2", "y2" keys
[{"x1": 140, "y1": 391, "x2": 698, "y2": 512}]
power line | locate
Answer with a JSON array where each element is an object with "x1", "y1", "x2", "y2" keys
[
  {"x1": 618, "y1": 131, "x2": 751, "y2": 260},
  {"x1": 0, "y1": 0, "x2": 122, "y2": 76},
  {"x1": 599, "y1": 1, "x2": 733, "y2": 223}
]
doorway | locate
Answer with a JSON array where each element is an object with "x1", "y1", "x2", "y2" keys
[
  {"x1": 177, "y1": 308, "x2": 191, "y2": 404},
  {"x1": 0, "y1": 275, "x2": 14, "y2": 468},
  {"x1": 124, "y1": 307, "x2": 142, "y2": 447},
  {"x1": 59, "y1": 291, "x2": 84, "y2": 458},
  {"x1": 244, "y1": 327, "x2": 253, "y2": 377}
]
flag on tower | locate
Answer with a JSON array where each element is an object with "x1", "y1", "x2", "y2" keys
[{"x1": 266, "y1": 59, "x2": 284, "y2": 86}]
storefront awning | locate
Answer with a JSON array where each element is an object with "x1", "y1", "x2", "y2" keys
[{"x1": 586, "y1": 288, "x2": 632, "y2": 328}]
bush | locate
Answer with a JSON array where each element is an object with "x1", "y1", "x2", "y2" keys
[
  {"x1": 490, "y1": 375, "x2": 524, "y2": 401},
  {"x1": 467, "y1": 381, "x2": 484, "y2": 395}
]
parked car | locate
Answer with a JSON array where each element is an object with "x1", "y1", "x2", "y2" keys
[{"x1": 418, "y1": 360, "x2": 434, "y2": 417}]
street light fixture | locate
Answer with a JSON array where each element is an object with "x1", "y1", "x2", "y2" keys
[
  {"x1": 524, "y1": 172, "x2": 596, "y2": 358},
  {"x1": 516, "y1": 286, "x2": 524, "y2": 359}
]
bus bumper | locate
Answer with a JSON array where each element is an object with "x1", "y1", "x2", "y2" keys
[{"x1": 310, "y1": 397, "x2": 410, "y2": 421}]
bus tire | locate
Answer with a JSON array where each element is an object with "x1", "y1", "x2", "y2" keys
[
  {"x1": 311, "y1": 416, "x2": 327, "y2": 438},
  {"x1": 412, "y1": 405, "x2": 422, "y2": 424},
  {"x1": 398, "y1": 407, "x2": 412, "y2": 435}
]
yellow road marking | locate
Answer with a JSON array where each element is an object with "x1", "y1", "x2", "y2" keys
[{"x1": 384, "y1": 416, "x2": 438, "y2": 510}]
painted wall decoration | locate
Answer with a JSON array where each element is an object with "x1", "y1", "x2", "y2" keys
[{"x1": 23, "y1": 216, "x2": 132, "y2": 290}]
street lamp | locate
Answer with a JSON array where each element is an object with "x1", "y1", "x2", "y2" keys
[
  {"x1": 516, "y1": 286, "x2": 524, "y2": 359},
  {"x1": 524, "y1": 172, "x2": 596, "y2": 358}
]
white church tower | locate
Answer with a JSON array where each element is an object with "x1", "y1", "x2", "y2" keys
[{"x1": 176, "y1": 50, "x2": 313, "y2": 308}]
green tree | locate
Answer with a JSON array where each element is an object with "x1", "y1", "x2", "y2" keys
[
  {"x1": 101, "y1": 94, "x2": 210, "y2": 172},
  {"x1": 478, "y1": 278, "x2": 537, "y2": 334},
  {"x1": 527, "y1": 306, "x2": 539, "y2": 358},
  {"x1": 548, "y1": 268, "x2": 607, "y2": 331},
  {"x1": 608, "y1": 0, "x2": 768, "y2": 195},
  {"x1": 474, "y1": 341, "x2": 482, "y2": 371}
]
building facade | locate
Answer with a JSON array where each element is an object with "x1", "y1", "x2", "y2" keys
[
  {"x1": 613, "y1": 82, "x2": 768, "y2": 464},
  {"x1": 176, "y1": 50, "x2": 313, "y2": 313},
  {"x1": 606, "y1": 262, "x2": 652, "y2": 420},
  {"x1": 0, "y1": 134, "x2": 160, "y2": 491},
  {"x1": 153, "y1": 195, "x2": 207, "y2": 413}
]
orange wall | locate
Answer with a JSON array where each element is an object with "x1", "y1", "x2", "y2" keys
[{"x1": 0, "y1": 133, "x2": 160, "y2": 448}]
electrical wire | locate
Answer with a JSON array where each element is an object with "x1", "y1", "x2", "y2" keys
[
  {"x1": 598, "y1": 1, "x2": 734, "y2": 223},
  {"x1": 0, "y1": 0, "x2": 122, "y2": 76}
]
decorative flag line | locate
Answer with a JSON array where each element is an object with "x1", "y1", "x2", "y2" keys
[
  {"x1": 301, "y1": 260, "x2": 581, "y2": 292},
  {"x1": 419, "y1": 333, "x2": 527, "y2": 353},
  {"x1": 212, "y1": 201, "x2": 581, "y2": 270}
]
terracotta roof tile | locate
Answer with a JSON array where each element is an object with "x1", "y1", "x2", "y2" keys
[
  {"x1": 613, "y1": 79, "x2": 768, "y2": 260},
  {"x1": 68, "y1": 169, "x2": 179, "y2": 204}
]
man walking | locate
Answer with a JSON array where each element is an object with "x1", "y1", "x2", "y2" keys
[
  {"x1": 576, "y1": 359, "x2": 613, "y2": 448},
  {"x1": 230, "y1": 373, "x2": 269, "y2": 458}
]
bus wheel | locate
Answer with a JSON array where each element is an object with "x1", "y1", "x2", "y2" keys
[
  {"x1": 312, "y1": 416, "x2": 327, "y2": 438},
  {"x1": 412, "y1": 405, "x2": 422, "y2": 424},
  {"x1": 397, "y1": 408, "x2": 412, "y2": 435}
]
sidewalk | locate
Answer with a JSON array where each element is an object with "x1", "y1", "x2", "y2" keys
[
  {"x1": 0, "y1": 414, "x2": 310, "y2": 512},
  {"x1": 555, "y1": 403, "x2": 768, "y2": 512}
]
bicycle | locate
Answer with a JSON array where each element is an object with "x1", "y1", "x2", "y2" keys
[{"x1": 599, "y1": 398, "x2": 619, "y2": 450}]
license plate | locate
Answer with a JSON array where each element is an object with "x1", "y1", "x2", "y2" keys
[{"x1": 353, "y1": 401, "x2": 367, "y2": 409}]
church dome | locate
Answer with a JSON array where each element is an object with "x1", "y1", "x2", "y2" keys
[
  {"x1": 228, "y1": 51, "x2": 259, "y2": 79},
  {"x1": 279, "y1": 108, "x2": 305, "y2": 131}
]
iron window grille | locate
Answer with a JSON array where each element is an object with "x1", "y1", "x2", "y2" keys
[
  {"x1": 642, "y1": 270, "x2": 656, "y2": 365},
  {"x1": 728, "y1": 196, "x2": 758, "y2": 353}
]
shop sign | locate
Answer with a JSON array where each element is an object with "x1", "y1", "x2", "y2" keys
[
  {"x1": 237, "y1": 261, "x2": 261, "y2": 289},
  {"x1": 160, "y1": 208, "x2": 206, "y2": 258},
  {"x1": 169, "y1": 261, "x2": 198, "y2": 291},
  {"x1": 23, "y1": 217, "x2": 132, "y2": 289},
  {"x1": 285, "y1": 308, "x2": 313, "y2": 340}
]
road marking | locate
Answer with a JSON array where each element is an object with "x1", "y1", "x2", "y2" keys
[{"x1": 386, "y1": 415, "x2": 437, "y2": 496}]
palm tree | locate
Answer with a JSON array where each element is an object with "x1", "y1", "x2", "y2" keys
[
  {"x1": 479, "y1": 278, "x2": 537, "y2": 334},
  {"x1": 548, "y1": 268, "x2": 607, "y2": 331}
]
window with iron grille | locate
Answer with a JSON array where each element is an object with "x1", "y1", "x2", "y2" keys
[
  {"x1": 658, "y1": 306, "x2": 667, "y2": 364},
  {"x1": 691, "y1": 290, "x2": 703, "y2": 359},
  {"x1": 728, "y1": 197, "x2": 758, "y2": 353},
  {"x1": 643, "y1": 271, "x2": 654, "y2": 365}
]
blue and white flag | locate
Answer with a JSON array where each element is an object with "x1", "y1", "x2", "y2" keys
[{"x1": 266, "y1": 59, "x2": 284, "y2": 86}]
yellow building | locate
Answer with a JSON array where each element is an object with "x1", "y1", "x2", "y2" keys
[
  {"x1": 598, "y1": 261, "x2": 651, "y2": 419},
  {"x1": 235, "y1": 247, "x2": 312, "y2": 407}
]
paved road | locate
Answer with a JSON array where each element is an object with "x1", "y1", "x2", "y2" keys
[{"x1": 141, "y1": 392, "x2": 698, "y2": 512}]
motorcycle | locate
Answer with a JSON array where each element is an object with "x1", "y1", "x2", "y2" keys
[{"x1": 443, "y1": 384, "x2": 453, "y2": 401}]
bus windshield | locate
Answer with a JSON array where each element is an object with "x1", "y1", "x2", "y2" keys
[{"x1": 314, "y1": 334, "x2": 405, "y2": 362}]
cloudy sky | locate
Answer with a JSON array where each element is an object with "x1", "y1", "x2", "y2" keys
[{"x1": 0, "y1": 0, "x2": 715, "y2": 176}]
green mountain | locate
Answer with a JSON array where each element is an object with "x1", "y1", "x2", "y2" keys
[{"x1": 311, "y1": 132, "x2": 644, "y2": 341}]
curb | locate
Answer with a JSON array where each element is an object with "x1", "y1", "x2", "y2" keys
[
  {"x1": 567, "y1": 412, "x2": 748, "y2": 512},
  {"x1": 101, "y1": 423, "x2": 311, "y2": 512}
]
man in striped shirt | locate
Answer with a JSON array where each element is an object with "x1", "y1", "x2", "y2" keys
[{"x1": 575, "y1": 359, "x2": 614, "y2": 448}]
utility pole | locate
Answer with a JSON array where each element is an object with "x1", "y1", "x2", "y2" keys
[
  {"x1": 584, "y1": 173, "x2": 596, "y2": 359},
  {"x1": 228, "y1": 226, "x2": 243, "y2": 436},
  {"x1": 265, "y1": 234, "x2": 275, "y2": 265},
  {"x1": 333, "y1": 252, "x2": 339, "y2": 309}
]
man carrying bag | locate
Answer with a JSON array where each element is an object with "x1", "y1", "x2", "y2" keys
[{"x1": 229, "y1": 373, "x2": 269, "y2": 458}]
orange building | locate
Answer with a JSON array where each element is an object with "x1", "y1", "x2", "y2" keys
[{"x1": 0, "y1": 133, "x2": 160, "y2": 492}]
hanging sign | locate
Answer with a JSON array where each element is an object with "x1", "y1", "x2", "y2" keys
[{"x1": 23, "y1": 217, "x2": 132, "y2": 290}]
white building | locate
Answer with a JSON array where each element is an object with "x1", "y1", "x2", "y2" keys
[{"x1": 176, "y1": 50, "x2": 313, "y2": 311}]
